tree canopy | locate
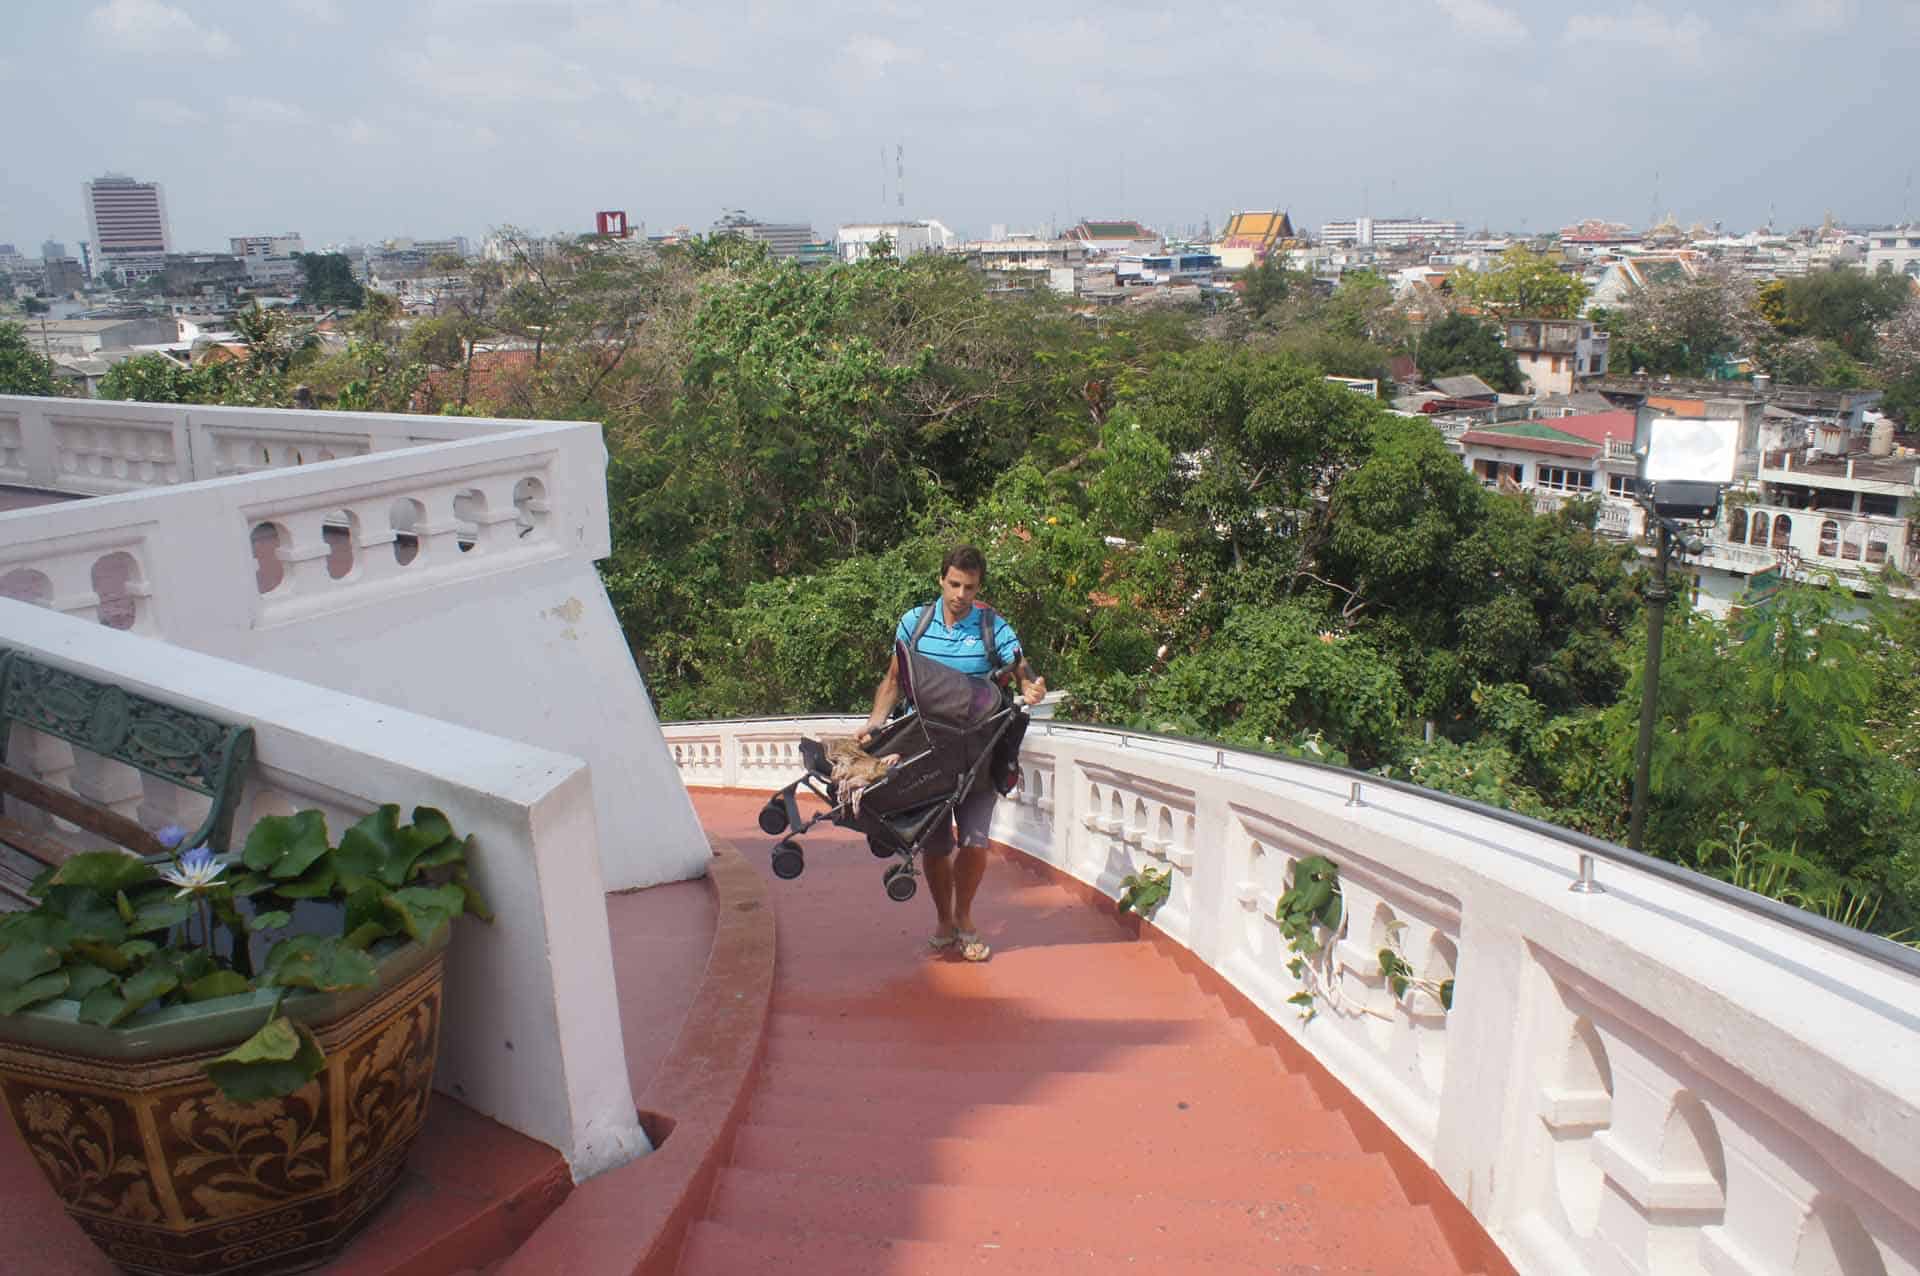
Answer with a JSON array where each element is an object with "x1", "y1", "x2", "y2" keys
[
  {"x1": 0, "y1": 321, "x2": 60, "y2": 396},
  {"x1": 77, "y1": 230, "x2": 1920, "y2": 941},
  {"x1": 295, "y1": 253, "x2": 365, "y2": 308},
  {"x1": 1415, "y1": 313, "x2": 1521, "y2": 391},
  {"x1": 1450, "y1": 246, "x2": 1588, "y2": 319}
]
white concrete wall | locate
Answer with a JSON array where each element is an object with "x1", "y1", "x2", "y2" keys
[
  {"x1": 663, "y1": 716, "x2": 1920, "y2": 1276},
  {"x1": 0, "y1": 396, "x2": 709, "y2": 890},
  {"x1": 0, "y1": 600, "x2": 649, "y2": 1181}
]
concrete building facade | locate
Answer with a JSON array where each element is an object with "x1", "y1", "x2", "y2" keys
[{"x1": 82, "y1": 173, "x2": 171, "y2": 281}]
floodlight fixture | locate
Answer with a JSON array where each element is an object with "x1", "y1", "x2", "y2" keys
[{"x1": 1636, "y1": 416, "x2": 1739, "y2": 522}]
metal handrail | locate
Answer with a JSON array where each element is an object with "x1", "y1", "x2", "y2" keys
[{"x1": 664, "y1": 713, "x2": 1920, "y2": 978}]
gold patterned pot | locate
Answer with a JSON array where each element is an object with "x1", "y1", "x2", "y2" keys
[{"x1": 0, "y1": 936, "x2": 445, "y2": 1276}]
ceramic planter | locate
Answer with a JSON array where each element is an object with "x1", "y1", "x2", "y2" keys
[{"x1": 0, "y1": 935, "x2": 446, "y2": 1276}]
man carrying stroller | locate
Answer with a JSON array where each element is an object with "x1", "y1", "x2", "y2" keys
[{"x1": 858, "y1": 545, "x2": 1047, "y2": 963}]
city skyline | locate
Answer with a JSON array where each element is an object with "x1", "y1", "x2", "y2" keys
[{"x1": 2, "y1": 0, "x2": 1917, "y2": 252}]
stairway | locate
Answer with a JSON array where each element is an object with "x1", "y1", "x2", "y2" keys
[{"x1": 678, "y1": 798, "x2": 1487, "y2": 1275}]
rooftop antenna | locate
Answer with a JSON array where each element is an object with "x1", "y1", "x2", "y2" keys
[
  {"x1": 897, "y1": 144, "x2": 904, "y2": 211},
  {"x1": 1649, "y1": 168, "x2": 1660, "y2": 232},
  {"x1": 880, "y1": 145, "x2": 887, "y2": 215}
]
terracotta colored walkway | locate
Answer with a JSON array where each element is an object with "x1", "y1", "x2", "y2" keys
[{"x1": 677, "y1": 792, "x2": 1505, "y2": 1276}]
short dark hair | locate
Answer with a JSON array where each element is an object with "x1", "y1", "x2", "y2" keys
[{"x1": 940, "y1": 544, "x2": 987, "y2": 585}]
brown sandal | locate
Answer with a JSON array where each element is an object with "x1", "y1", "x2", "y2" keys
[{"x1": 956, "y1": 930, "x2": 992, "y2": 962}]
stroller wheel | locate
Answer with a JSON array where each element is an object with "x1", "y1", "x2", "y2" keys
[
  {"x1": 770, "y1": 840, "x2": 805, "y2": 881},
  {"x1": 758, "y1": 798, "x2": 790, "y2": 835},
  {"x1": 868, "y1": 836, "x2": 894, "y2": 859},
  {"x1": 882, "y1": 863, "x2": 918, "y2": 903}
]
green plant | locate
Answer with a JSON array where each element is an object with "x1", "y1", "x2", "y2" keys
[
  {"x1": 1376, "y1": 920, "x2": 1454, "y2": 1011},
  {"x1": 1275, "y1": 855, "x2": 1343, "y2": 1020},
  {"x1": 1117, "y1": 865, "x2": 1171, "y2": 917},
  {"x1": 0, "y1": 805, "x2": 490, "y2": 1101}
]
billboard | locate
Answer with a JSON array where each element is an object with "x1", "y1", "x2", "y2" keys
[{"x1": 595, "y1": 211, "x2": 632, "y2": 238}]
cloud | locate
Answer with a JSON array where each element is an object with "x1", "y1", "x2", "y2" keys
[
  {"x1": 225, "y1": 95, "x2": 306, "y2": 124},
  {"x1": 619, "y1": 79, "x2": 834, "y2": 139},
  {"x1": 844, "y1": 34, "x2": 923, "y2": 77},
  {"x1": 135, "y1": 97, "x2": 207, "y2": 126},
  {"x1": 1770, "y1": 0, "x2": 1854, "y2": 32},
  {"x1": 336, "y1": 118, "x2": 383, "y2": 145},
  {"x1": 289, "y1": 0, "x2": 342, "y2": 23},
  {"x1": 408, "y1": 39, "x2": 601, "y2": 105},
  {"x1": 1436, "y1": 0, "x2": 1529, "y2": 45},
  {"x1": 87, "y1": 0, "x2": 235, "y2": 57},
  {"x1": 1562, "y1": 6, "x2": 1711, "y2": 63}
]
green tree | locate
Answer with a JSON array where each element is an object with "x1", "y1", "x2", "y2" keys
[
  {"x1": 1122, "y1": 346, "x2": 1383, "y2": 573},
  {"x1": 21, "y1": 296, "x2": 50, "y2": 316},
  {"x1": 1598, "y1": 583, "x2": 1920, "y2": 930},
  {"x1": 1451, "y1": 246, "x2": 1588, "y2": 319},
  {"x1": 1239, "y1": 254, "x2": 1296, "y2": 319},
  {"x1": 1757, "y1": 269, "x2": 1910, "y2": 360},
  {"x1": 294, "y1": 253, "x2": 365, "y2": 308},
  {"x1": 1144, "y1": 601, "x2": 1410, "y2": 767},
  {"x1": 97, "y1": 353, "x2": 230, "y2": 403},
  {"x1": 1415, "y1": 313, "x2": 1522, "y2": 391},
  {"x1": 0, "y1": 320, "x2": 60, "y2": 395}
]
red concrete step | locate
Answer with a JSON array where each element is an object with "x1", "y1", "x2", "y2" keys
[
  {"x1": 763, "y1": 1030, "x2": 1289, "y2": 1077},
  {"x1": 705, "y1": 1168, "x2": 1453, "y2": 1271},
  {"x1": 744, "y1": 1090, "x2": 1362, "y2": 1155},
  {"x1": 730, "y1": 1124, "x2": 1405, "y2": 1205},
  {"x1": 756, "y1": 1061, "x2": 1318, "y2": 1118},
  {"x1": 677, "y1": 1220, "x2": 1404, "y2": 1275},
  {"x1": 769, "y1": 1009, "x2": 1250, "y2": 1049}
]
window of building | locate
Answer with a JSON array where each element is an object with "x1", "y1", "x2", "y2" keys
[
  {"x1": 1842, "y1": 526, "x2": 1864, "y2": 560},
  {"x1": 1750, "y1": 513, "x2": 1769, "y2": 546},
  {"x1": 1867, "y1": 535, "x2": 1889, "y2": 565},
  {"x1": 1819, "y1": 519, "x2": 1839, "y2": 556},
  {"x1": 1608, "y1": 473, "x2": 1636, "y2": 499},
  {"x1": 1727, "y1": 508, "x2": 1748, "y2": 543},
  {"x1": 1538, "y1": 466, "x2": 1594, "y2": 491},
  {"x1": 1861, "y1": 493, "x2": 1899, "y2": 517},
  {"x1": 1771, "y1": 514, "x2": 1792, "y2": 549}
]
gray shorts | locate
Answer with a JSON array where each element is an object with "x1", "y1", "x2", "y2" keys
[{"x1": 921, "y1": 784, "x2": 999, "y2": 857}]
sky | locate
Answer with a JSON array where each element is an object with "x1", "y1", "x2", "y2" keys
[{"x1": 1, "y1": 0, "x2": 1916, "y2": 254}]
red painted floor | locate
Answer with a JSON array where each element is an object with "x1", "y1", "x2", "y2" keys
[{"x1": 677, "y1": 792, "x2": 1493, "y2": 1276}]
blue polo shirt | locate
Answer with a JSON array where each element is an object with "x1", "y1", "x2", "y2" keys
[{"x1": 897, "y1": 603, "x2": 1020, "y2": 676}]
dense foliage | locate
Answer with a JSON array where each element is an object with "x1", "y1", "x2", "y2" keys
[
  {"x1": 0, "y1": 320, "x2": 61, "y2": 396},
  {"x1": 47, "y1": 236, "x2": 1920, "y2": 939}
]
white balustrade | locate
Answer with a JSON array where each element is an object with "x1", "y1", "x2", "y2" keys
[
  {"x1": 661, "y1": 715, "x2": 1920, "y2": 1276},
  {"x1": 0, "y1": 395, "x2": 710, "y2": 894},
  {"x1": 1, "y1": 600, "x2": 651, "y2": 1181}
]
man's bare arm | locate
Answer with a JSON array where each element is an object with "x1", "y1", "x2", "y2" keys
[{"x1": 860, "y1": 650, "x2": 903, "y2": 742}]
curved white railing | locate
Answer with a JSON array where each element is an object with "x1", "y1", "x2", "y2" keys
[
  {"x1": 0, "y1": 395, "x2": 710, "y2": 891},
  {"x1": 663, "y1": 715, "x2": 1920, "y2": 1276}
]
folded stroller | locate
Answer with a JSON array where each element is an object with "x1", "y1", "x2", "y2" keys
[{"x1": 759, "y1": 629, "x2": 1027, "y2": 901}]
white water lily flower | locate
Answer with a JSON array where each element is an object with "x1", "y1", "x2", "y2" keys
[{"x1": 160, "y1": 846, "x2": 228, "y2": 898}]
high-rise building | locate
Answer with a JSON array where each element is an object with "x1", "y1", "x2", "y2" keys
[
  {"x1": 41, "y1": 240, "x2": 67, "y2": 261},
  {"x1": 83, "y1": 173, "x2": 171, "y2": 280}
]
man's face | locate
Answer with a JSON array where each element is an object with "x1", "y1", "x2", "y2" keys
[{"x1": 939, "y1": 566, "x2": 982, "y2": 618}]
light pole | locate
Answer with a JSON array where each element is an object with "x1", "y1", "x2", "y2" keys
[{"x1": 1627, "y1": 414, "x2": 1738, "y2": 852}]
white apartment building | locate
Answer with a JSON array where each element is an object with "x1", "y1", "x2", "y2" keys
[
  {"x1": 82, "y1": 173, "x2": 170, "y2": 281},
  {"x1": 1320, "y1": 216, "x2": 1463, "y2": 248},
  {"x1": 1866, "y1": 225, "x2": 1920, "y2": 277},
  {"x1": 836, "y1": 219, "x2": 958, "y2": 262}
]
